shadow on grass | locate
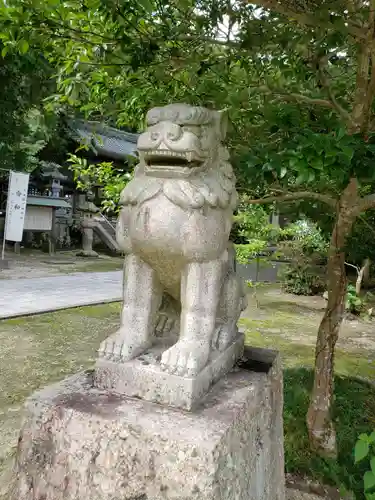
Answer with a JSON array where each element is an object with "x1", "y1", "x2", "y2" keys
[{"x1": 284, "y1": 367, "x2": 375, "y2": 499}]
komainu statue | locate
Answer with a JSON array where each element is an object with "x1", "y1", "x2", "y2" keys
[{"x1": 98, "y1": 103, "x2": 247, "y2": 377}]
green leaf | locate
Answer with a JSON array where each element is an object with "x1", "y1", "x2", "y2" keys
[
  {"x1": 341, "y1": 146, "x2": 354, "y2": 160},
  {"x1": 1, "y1": 45, "x2": 8, "y2": 57},
  {"x1": 336, "y1": 128, "x2": 346, "y2": 141},
  {"x1": 354, "y1": 439, "x2": 369, "y2": 463},
  {"x1": 360, "y1": 433, "x2": 371, "y2": 442},
  {"x1": 364, "y1": 471, "x2": 375, "y2": 491},
  {"x1": 311, "y1": 157, "x2": 324, "y2": 170},
  {"x1": 280, "y1": 166, "x2": 287, "y2": 178},
  {"x1": 369, "y1": 431, "x2": 375, "y2": 443},
  {"x1": 371, "y1": 456, "x2": 375, "y2": 475},
  {"x1": 19, "y1": 39, "x2": 29, "y2": 54}
]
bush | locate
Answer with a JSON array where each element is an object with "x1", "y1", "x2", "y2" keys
[
  {"x1": 278, "y1": 221, "x2": 329, "y2": 296},
  {"x1": 281, "y1": 263, "x2": 326, "y2": 295},
  {"x1": 354, "y1": 431, "x2": 375, "y2": 499}
]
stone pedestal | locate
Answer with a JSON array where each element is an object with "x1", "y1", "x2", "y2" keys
[
  {"x1": 13, "y1": 347, "x2": 284, "y2": 500},
  {"x1": 95, "y1": 332, "x2": 244, "y2": 410}
]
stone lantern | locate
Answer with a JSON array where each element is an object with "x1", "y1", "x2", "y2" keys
[
  {"x1": 76, "y1": 191, "x2": 100, "y2": 257},
  {"x1": 40, "y1": 161, "x2": 67, "y2": 198}
]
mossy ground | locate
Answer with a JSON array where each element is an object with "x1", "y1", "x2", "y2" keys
[
  {"x1": 0, "y1": 302, "x2": 121, "y2": 477},
  {"x1": 241, "y1": 285, "x2": 375, "y2": 498},
  {"x1": 0, "y1": 285, "x2": 374, "y2": 498}
]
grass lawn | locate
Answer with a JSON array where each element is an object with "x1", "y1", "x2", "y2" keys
[
  {"x1": 0, "y1": 302, "x2": 121, "y2": 481},
  {"x1": 0, "y1": 290, "x2": 374, "y2": 499},
  {"x1": 240, "y1": 287, "x2": 375, "y2": 499}
]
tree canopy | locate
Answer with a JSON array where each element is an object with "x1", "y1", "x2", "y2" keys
[
  {"x1": 0, "y1": 50, "x2": 56, "y2": 174},
  {"x1": 2, "y1": 0, "x2": 374, "y2": 191}
]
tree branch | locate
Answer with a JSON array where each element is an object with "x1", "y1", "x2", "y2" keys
[
  {"x1": 247, "y1": 0, "x2": 366, "y2": 40},
  {"x1": 317, "y1": 56, "x2": 355, "y2": 127},
  {"x1": 256, "y1": 85, "x2": 337, "y2": 109},
  {"x1": 244, "y1": 191, "x2": 337, "y2": 208},
  {"x1": 357, "y1": 193, "x2": 375, "y2": 212}
]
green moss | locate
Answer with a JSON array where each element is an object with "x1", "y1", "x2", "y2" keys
[
  {"x1": 64, "y1": 260, "x2": 123, "y2": 274},
  {"x1": 282, "y1": 368, "x2": 375, "y2": 499},
  {"x1": 0, "y1": 305, "x2": 121, "y2": 473},
  {"x1": 242, "y1": 309, "x2": 375, "y2": 498}
]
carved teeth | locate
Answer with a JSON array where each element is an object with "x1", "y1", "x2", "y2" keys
[{"x1": 148, "y1": 150, "x2": 187, "y2": 158}]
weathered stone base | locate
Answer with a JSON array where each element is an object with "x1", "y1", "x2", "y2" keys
[
  {"x1": 95, "y1": 333, "x2": 244, "y2": 410},
  {"x1": 13, "y1": 347, "x2": 285, "y2": 500}
]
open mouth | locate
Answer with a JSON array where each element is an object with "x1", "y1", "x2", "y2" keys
[{"x1": 143, "y1": 150, "x2": 203, "y2": 169}]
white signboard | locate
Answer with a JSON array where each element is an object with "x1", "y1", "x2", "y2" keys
[
  {"x1": 24, "y1": 206, "x2": 53, "y2": 231},
  {"x1": 4, "y1": 171, "x2": 30, "y2": 242}
]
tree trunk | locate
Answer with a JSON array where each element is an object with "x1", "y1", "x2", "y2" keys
[
  {"x1": 306, "y1": 178, "x2": 358, "y2": 456},
  {"x1": 356, "y1": 258, "x2": 371, "y2": 294}
]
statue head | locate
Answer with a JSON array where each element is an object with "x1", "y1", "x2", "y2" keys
[{"x1": 136, "y1": 103, "x2": 228, "y2": 179}]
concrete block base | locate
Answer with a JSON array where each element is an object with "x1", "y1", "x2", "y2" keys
[
  {"x1": 13, "y1": 347, "x2": 285, "y2": 500},
  {"x1": 94, "y1": 333, "x2": 244, "y2": 410}
]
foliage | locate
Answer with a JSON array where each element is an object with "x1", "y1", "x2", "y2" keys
[
  {"x1": 278, "y1": 220, "x2": 328, "y2": 295},
  {"x1": 0, "y1": 0, "x2": 350, "y2": 178},
  {"x1": 280, "y1": 220, "x2": 329, "y2": 259},
  {"x1": 0, "y1": 50, "x2": 56, "y2": 175},
  {"x1": 233, "y1": 200, "x2": 275, "y2": 264},
  {"x1": 346, "y1": 284, "x2": 365, "y2": 316},
  {"x1": 232, "y1": 201, "x2": 274, "y2": 244},
  {"x1": 354, "y1": 431, "x2": 375, "y2": 500},
  {"x1": 280, "y1": 264, "x2": 325, "y2": 296},
  {"x1": 67, "y1": 153, "x2": 135, "y2": 212}
]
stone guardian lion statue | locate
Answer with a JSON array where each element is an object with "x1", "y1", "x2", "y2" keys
[{"x1": 98, "y1": 103, "x2": 247, "y2": 377}]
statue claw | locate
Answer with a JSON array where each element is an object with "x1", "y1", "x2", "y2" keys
[{"x1": 160, "y1": 340, "x2": 210, "y2": 377}]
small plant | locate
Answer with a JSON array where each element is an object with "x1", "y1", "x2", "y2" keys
[
  {"x1": 278, "y1": 220, "x2": 328, "y2": 296},
  {"x1": 280, "y1": 263, "x2": 326, "y2": 295},
  {"x1": 354, "y1": 431, "x2": 375, "y2": 499},
  {"x1": 346, "y1": 284, "x2": 365, "y2": 315}
]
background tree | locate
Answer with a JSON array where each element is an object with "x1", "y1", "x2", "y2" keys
[
  {"x1": 0, "y1": 48, "x2": 57, "y2": 177},
  {"x1": 4, "y1": 0, "x2": 375, "y2": 456}
]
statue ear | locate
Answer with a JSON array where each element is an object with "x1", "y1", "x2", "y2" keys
[{"x1": 217, "y1": 109, "x2": 228, "y2": 140}]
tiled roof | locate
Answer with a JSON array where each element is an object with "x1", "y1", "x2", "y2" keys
[
  {"x1": 40, "y1": 161, "x2": 68, "y2": 180},
  {"x1": 27, "y1": 196, "x2": 71, "y2": 208},
  {"x1": 68, "y1": 120, "x2": 139, "y2": 160}
]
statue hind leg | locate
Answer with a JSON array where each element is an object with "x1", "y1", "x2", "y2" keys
[
  {"x1": 154, "y1": 293, "x2": 180, "y2": 337},
  {"x1": 98, "y1": 254, "x2": 163, "y2": 361},
  {"x1": 213, "y1": 249, "x2": 248, "y2": 351}
]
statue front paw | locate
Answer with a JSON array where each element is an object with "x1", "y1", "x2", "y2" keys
[
  {"x1": 98, "y1": 330, "x2": 151, "y2": 362},
  {"x1": 160, "y1": 339, "x2": 210, "y2": 377}
]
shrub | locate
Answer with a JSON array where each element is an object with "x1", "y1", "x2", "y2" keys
[
  {"x1": 354, "y1": 431, "x2": 375, "y2": 499},
  {"x1": 278, "y1": 221, "x2": 329, "y2": 296},
  {"x1": 281, "y1": 263, "x2": 326, "y2": 296}
]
